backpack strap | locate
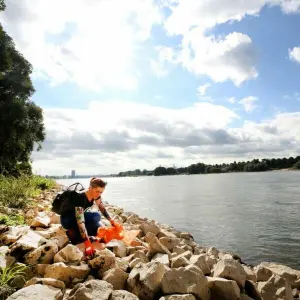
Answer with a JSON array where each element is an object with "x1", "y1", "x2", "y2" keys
[{"x1": 67, "y1": 182, "x2": 85, "y2": 192}]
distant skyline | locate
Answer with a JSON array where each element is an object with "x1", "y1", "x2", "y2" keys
[{"x1": 1, "y1": 0, "x2": 300, "y2": 176}]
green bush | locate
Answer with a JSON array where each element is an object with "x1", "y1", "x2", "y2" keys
[
  {"x1": 293, "y1": 161, "x2": 300, "y2": 169},
  {"x1": 0, "y1": 215, "x2": 25, "y2": 226},
  {"x1": 0, "y1": 174, "x2": 56, "y2": 209}
]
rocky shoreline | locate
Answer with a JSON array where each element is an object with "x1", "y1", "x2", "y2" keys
[{"x1": 0, "y1": 184, "x2": 299, "y2": 299}]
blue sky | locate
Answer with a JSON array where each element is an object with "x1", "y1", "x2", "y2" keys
[{"x1": 1, "y1": 0, "x2": 300, "y2": 175}]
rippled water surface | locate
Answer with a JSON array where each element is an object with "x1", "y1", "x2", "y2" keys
[{"x1": 58, "y1": 171, "x2": 300, "y2": 269}]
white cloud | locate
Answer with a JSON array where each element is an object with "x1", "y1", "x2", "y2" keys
[
  {"x1": 227, "y1": 97, "x2": 236, "y2": 104},
  {"x1": 151, "y1": 46, "x2": 178, "y2": 78},
  {"x1": 160, "y1": 0, "x2": 300, "y2": 86},
  {"x1": 1, "y1": 0, "x2": 298, "y2": 90},
  {"x1": 238, "y1": 96, "x2": 258, "y2": 113},
  {"x1": 151, "y1": 60, "x2": 169, "y2": 78},
  {"x1": 163, "y1": 0, "x2": 299, "y2": 36},
  {"x1": 31, "y1": 99, "x2": 300, "y2": 175},
  {"x1": 197, "y1": 83, "x2": 211, "y2": 96},
  {"x1": 281, "y1": 0, "x2": 300, "y2": 13},
  {"x1": 161, "y1": 0, "x2": 269, "y2": 85},
  {"x1": 0, "y1": 0, "x2": 162, "y2": 91},
  {"x1": 289, "y1": 46, "x2": 300, "y2": 63},
  {"x1": 181, "y1": 31, "x2": 258, "y2": 86},
  {"x1": 32, "y1": 100, "x2": 239, "y2": 175},
  {"x1": 164, "y1": 0, "x2": 280, "y2": 36}
]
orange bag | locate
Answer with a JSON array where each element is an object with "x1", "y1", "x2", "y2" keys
[
  {"x1": 97, "y1": 223, "x2": 140, "y2": 245},
  {"x1": 97, "y1": 223, "x2": 124, "y2": 243}
]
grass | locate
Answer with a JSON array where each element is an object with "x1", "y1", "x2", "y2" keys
[
  {"x1": 0, "y1": 264, "x2": 28, "y2": 287},
  {"x1": 0, "y1": 263, "x2": 29, "y2": 299},
  {"x1": 0, "y1": 174, "x2": 56, "y2": 209},
  {"x1": 0, "y1": 215, "x2": 25, "y2": 226}
]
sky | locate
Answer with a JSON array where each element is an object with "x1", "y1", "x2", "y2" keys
[{"x1": 1, "y1": 0, "x2": 300, "y2": 176}]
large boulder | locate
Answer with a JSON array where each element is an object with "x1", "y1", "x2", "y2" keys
[
  {"x1": 213, "y1": 259, "x2": 247, "y2": 288},
  {"x1": 170, "y1": 255, "x2": 190, "y2": 268},
  {"x1": 66, "y1": 279, "x2": 113, "y2": 300},
  {"x1": 106, "y1": 240, "x2": 127, "y2": 258},
  {"x1": 190, "y1": 254, "x2": 211, "y2": 275},
  {"x1": 36, "y1": 263, "x2": 49, "y2": 276},
  {"x1": 256, "y1": 262, "x2": 300, "y2": 288},
  {"x1": 144, "y1": 232, "x2": 156, "y2": 243},
  {"x1": 139, "y1": 222, "x2": 160, "y2": 236},
  {"x1": 148, "y1": 236, "x2": 172, "y2": 258},
  {"x1": 0, "y1": 226, "x2": 30, "y2": 245},
  {"x1": 129, "y1": 258, "x2": 143, "y2": 269},
  {"x1": 54, "y1": 244, "x2": 83, "y2": 264},
  {"x1": 115, "y1": 257, "x2": 130, "y2": 272},
  {"x1": 152, "y1": 253, "x2": 170, "y2": 266},
  {"x1": 159, "y1": 237, "x2": 180, "y2": 251},
  {"x1": 243, "y1": 265, "x2": 257, "y2": 282},
  {"x1": 173, "y1": 251, "x2": 193, "y2": 260},
  {"x1": 30, "y1": 213, "x2": 50, "y2": 228},
  {"x1": 110, "y1": 290, "x2": 139, "y2": 300},
  {"x1": 127, "y1": 246, "x2": 147, "y2": 256},
  {"x1": 254, "y1": 264, "x2": 273, "y2": 282},
  {"x1": 34, "y1": 225, "x2": 69, "y2": 249},
  {"x1": 127, "y1": 261, "x2": 166, "y2": 300},
  {"x1": 24, "y1": 277, "x2": 65, "y2": 291},
  {"x1": 172, "y1": 246, "x2": 187, "y2": 256},
  {"x1": 44, "y1": 262, "x2": 90, "y2": 284},
  {"x1": 102, "y1": 267, "x2": 129, "y2": 290},
  {"x1": 9, "y1": 230, "x2": 46, "y2": 254},
  {"x1": 180, "y1": 239, "x2": 197, "y2": 250},
  {"x1": 161, "y1": 266, "x2": 210, "y2": 300},
  {"x1": 131, "y1": 250, "x2": 149, "y2": 263},
  {"x1": 6, "y1": 284, "x2": 63, "y2": 300},
  {"x1": 205, "y1": 255, "x2": 218, "y2": 271},
  {"x1": 157, "y1": 229, "x2": 178, "y2": 239},
  {"x1": 87, "y1": 249, "x2": 116, "y2": 277},
  {"x1": 24, "y1": 240, "x2": 58, "y2": 264},
  {"x1": 207, "y1": 277, "x2": 240, "y2": 300},
  {"x1": 257, "y1": 274, "x2": 293, "y2": 300}
]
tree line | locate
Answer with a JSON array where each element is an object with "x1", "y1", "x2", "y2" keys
[
  {"x1": 0, "y1": 0, "x2": 45, "y2": 176},
  {"x1": 114, "y1": 156, "x2": 300, "y2": 177}
]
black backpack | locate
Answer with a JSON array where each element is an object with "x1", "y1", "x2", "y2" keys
[{"x1": 52, "y1": 182, "x2": 85, "y2": 215}]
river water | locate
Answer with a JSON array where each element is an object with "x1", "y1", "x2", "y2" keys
[{"x1": 57, "y1": 171, "x2": 300, "y2": 269}]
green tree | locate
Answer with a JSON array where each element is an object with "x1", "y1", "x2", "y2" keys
[
  {"x1": 0, "y1": 0, "x2": 5, "y2": 11},
  {"x1": 166, "y1": 167, "x2": 177, "y2": 175},
  {"x1": 293, "y1": 161, "x2": 300, "y2": 170},
  {"x1": 154, "y1": 166, "x2": 168, "y2": 176},
  {"x1": 188, "y1": 162, "x2": 206, "y2": 174},
  {"x1": 0, "y1": 3, "x2": 45, "y2": 175}
]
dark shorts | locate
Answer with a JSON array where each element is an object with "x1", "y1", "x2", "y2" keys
[{"x1": 61, "y1": 210, "x2": 102, "y2": 244}]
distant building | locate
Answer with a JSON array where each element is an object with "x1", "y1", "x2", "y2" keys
[{"x1": 71, "y1": 170, "x2": 76, "y2": 178}]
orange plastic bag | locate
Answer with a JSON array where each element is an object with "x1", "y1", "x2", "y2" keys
[
  {"x1": 97, "y1": 223, "x2": 124, "y2": 243},
  {"x1": 97, "y1": 223, "x2": 140, "y2": 245}
]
